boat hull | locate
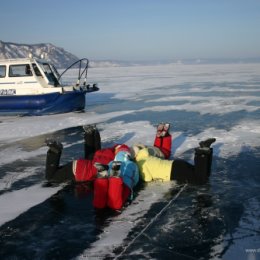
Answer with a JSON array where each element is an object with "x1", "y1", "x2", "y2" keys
[{"x1": 0, "y1": 91, "x2": 87, "y2": 116}]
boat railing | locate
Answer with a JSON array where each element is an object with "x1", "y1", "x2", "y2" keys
[{"x1": 58, "y1": 58, "x2": 89, "y2": 87}]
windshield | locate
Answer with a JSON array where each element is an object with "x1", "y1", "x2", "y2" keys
[
  {"x1": 32, "y1": 63, "x2": 42, "y2": 76},
  {"x1": 38, "y1": 62, "x2": 60, "y2": 86}
]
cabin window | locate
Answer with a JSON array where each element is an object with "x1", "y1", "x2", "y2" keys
[
  {"x1": 0, "y1": 65, "x2": 6, "y2": 77},
  {"x1": 32, "y1": 63, "x2": 43, "y2": 76},
  {"x1": 9, "y1": 64, "x2": 33, "y2": 77},
  {"x1": 42, "y1": 63, "x2": 60, "y2": 86}
]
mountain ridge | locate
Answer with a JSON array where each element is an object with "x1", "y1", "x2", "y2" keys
[{"x1": 0, "y1": 41, "x2": 80, "y2": 68}]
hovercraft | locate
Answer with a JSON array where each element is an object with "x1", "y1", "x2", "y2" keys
[{"x1": 0, "y1": 57, "x2": 99, "y2": 115}]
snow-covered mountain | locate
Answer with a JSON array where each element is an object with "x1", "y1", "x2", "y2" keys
[
  {"x1": 0, "y1": 40, "x2": 80, "y2": 68},
  {"x1": 0, "y1": 40, "x2": 126, "y2": 68}
]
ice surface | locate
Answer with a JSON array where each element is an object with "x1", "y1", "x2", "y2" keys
[
  {"x1": 0, "y1": 184, "x2": 61, "y2": 226},
  {"x1": 0, "y1": 63, "x2": 259, "y2": 260}
]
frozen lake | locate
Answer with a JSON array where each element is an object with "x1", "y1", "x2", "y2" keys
[{"x1": 0, "y1": 63, "x2": 259, "y2": 260}]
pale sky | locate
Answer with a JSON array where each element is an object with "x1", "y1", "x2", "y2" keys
[{"x1": 1, "y1": 0, "x2": 260, "y2": 61}]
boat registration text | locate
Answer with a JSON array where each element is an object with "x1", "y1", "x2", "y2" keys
[{"x1": 0, "y1": 89, "x2": 16, "y2": 95}]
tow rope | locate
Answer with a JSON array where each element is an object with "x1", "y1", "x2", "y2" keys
[{"x1": 114, "y1": 183, "x2": 188, "y2": 259}]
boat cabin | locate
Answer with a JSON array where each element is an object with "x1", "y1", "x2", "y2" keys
[{"x1": 0, "y1": 57, "x2": 69, "y2": 96}]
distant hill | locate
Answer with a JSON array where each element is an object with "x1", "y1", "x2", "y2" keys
[
  {"x1": 0, "y1": 40, "x2": 125, "y2": 68},
  {"x1": 0, "y1": 40, "x2": 80, "y2": 68}
]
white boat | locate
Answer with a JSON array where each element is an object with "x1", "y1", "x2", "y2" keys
[{"x1": 0, "y1": 57, "x2": 99, "y2": 115}]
